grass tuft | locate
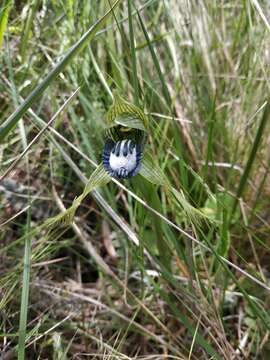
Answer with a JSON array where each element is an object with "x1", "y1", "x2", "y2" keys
[{"x1": 1, "y1": 1, "x2": 270, "y2": 359}]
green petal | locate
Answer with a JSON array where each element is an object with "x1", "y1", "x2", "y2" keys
[
  {"x1": 46, "y1": 164, "x2": 111, "y2": 227},
  {"x1": 106, "y1": 91, "x2": 149, "y2": 130},
  {"x1": 139, "y1": 152, "x2": 166, "y2": 186},
  {"x1": 139, "y1": 153, "x2": 209, "y2": 224},
  {"x1": 115, "y1": 114, "x2": 147, "y2": 131}
]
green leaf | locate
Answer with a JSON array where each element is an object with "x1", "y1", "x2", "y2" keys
[
  {"x1": 127, "y1": 0, "x2": 140, "y2": 106},
  {"x1": 0, "y1": 0, "x2": 12, "y2": 49},
  {"x1": 136, "y1": 6, "x2": 172, "y2": 109},
  {"x1": 18, "y1": 202, "x2": 32, "y2": 360},
  {"x1": 0, "y1": 0, "x2": 122, "y2": 141},
  {"x1": 20, "y1": 0, "x2": 40, "y2": 61},
  {"x1": 230, "y1": 99, "x2": 270, "y2": 221}
]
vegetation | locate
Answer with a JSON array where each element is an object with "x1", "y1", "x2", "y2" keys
[{"x1": 1, "y1": 0, "x2": 270, "y2": 359}]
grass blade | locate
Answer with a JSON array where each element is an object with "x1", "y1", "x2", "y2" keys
[
  {"x1": 136, "y1": 7, "x2": 171, "y2": 108},
  {"x1": 0, "y1": 0, "x2": 12, "y2": 49},
  {"x1": 128, "y1": 0, "x2": 140, "y2": 105},
  {"x1": 18, "y1": 197, "x2": 32, "y2": 359},
  {"x1": 19, "y1": 0, "x2": 40, "y2": 61},
  {"x1": 230, "y1": 100, "x2": 270, "y2": 220}
]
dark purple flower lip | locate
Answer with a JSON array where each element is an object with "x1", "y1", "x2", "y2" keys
[{"x1": 102, "y1": 139, "x2": 142, "y2": 179}]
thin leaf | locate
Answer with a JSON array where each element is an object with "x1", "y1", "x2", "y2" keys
[
  {"x1": 0, "y1": 0, "x2": 12, "y2": 49},
  {"x1": 18, "y1": 197, "x2": 32, "y2": 359},
  {"x1": 230, "y1": 99, "x2": 270, "y2": 220},
  {"x1": 128, "y1": 0, "x2": 140, "y2": 105},
  {"x1": 20, "y1": 0, "x2": 40, "y2": 61},
  {"x1": 136, "y1": 7, "x2": 171, "y2": 108}
]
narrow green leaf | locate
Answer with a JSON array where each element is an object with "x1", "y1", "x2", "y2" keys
[
  {"x1": 136, "y1": 7, "x2": 171, "y2": 108},
  {"x1": 0, "y1": 0, "x2": 12, "y2": 49},
  {"x1": 230, "y1": 100, "x2": 270, "y2": 220},
  {"x1": 20, "y1": 0, "x2": 40, "y2": 61},
  {"x1": 128, "y1": 0, "x2": 140, "y2": 105},
  {"x1": 67, "y1": 0, "x2": 74, "y2": 20},
  {"x1": 18, "y1": 203, "x2": 32, "y2": 359}
]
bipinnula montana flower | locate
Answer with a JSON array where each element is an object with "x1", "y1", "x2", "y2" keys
[
  {"x1": 102, "y1": 139, "x2": 142, "y2": 179},
  {"x1": 101, "y1": 91, "x2": 148, "y2": 179},
  {"x1": 45, "y1": 90, "x2": 203, "y2": 229}
]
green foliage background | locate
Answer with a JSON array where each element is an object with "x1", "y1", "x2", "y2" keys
[{"x1": 0, "y1": 0, "x2": 270, "y2": 359}]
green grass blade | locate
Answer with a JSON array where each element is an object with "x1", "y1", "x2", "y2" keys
[
  {"x1": 128, "y1": 0, "x2": 140, "y2": 105},
  {"x1": 230, "y1": 100, "x2": 270, "y2": 220},
  {"x1": 18, "y1": 204, "x2": 32, "y2": 360},
  {"x1": 0, "y1": 0, "x2": 122, "y2": 141},
  {"x1": 0, "y1": 0, "x2": 12, "y2": 49},
  {"x1": 19, "y1": 0, "x2": 40, "y2": 61},
  {"x1": 136, "y1": 7, "x2": 171, "y2": 108}
]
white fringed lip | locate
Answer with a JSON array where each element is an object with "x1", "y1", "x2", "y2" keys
[{"x1": 102, "y1": 139, "x2": 142, "y2": 179}]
